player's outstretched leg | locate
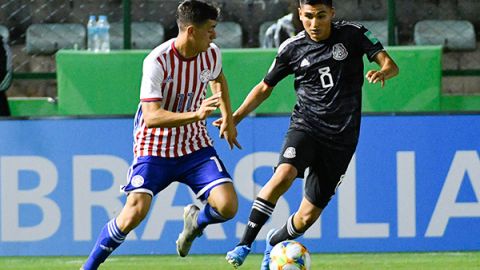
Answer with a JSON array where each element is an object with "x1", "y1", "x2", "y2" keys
[
  {"x1": 226, "y1": 197, "x2": 275, "y2": 268},
  {"x1": 81, "y1": 219, "x2": 127, "y2": 270},
  {"x1": 260, "y1": 229, "x2": 278, "y2": 270},
  {"x1": 176, "y1": 204, "x2": 204, "y2": 257}
]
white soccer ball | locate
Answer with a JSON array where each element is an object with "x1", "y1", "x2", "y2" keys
[{"x1": 269, "y1": 240, "x2": 311, "y2": 270}]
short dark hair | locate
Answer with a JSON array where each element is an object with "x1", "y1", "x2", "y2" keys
[
  {"x1": 299, "y1": 0, "x2": 333, "y2": 7},
  {"x1": 176, "y1": 0, "x2": 220, "y2": 29}
]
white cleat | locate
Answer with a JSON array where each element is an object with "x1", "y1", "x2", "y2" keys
[{"x1": 176, "y1": 204, "x2": 203, "y2": 257}]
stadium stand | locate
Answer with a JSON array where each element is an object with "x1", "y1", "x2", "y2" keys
[
  {"x1": 354, "y1": 20, "x2": 391, "y2": 46},
  {"x1": 0, "y1": 0, "x2": 479, "y2": 100},
  {"x1": 110, "y1": 22, "x2": 165, "y2": 50},
  {"x1": 258, "y1": 21, "x2": 275, "y2": 48},
  {"x1": 214, "y1": 22, "x2": 243, "y2": 48},
  {"x1": 26, "y1": 23, "x2": 86, "y2": 54},
  {"x1": 414, "y1": 20, "x2": 476, "y2": 51}
]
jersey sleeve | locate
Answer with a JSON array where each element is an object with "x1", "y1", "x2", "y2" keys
[
  {"x1": 140, "y1": 54, "x2": 164, "y2": 101},
  {"x1": 358, "y1": 26, "x2": 385, "y2": 62},
  {"x1": 210, "y1": 44, "x2": 222, "y2": 80},
  {"x1": 263, "y1": 45, "x2": 293, "y2": 87}
]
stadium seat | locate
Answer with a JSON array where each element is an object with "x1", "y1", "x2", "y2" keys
[
  {"x1": 414, "y1": 20, "x2": 476, "y2": 51},
  {"x1": 0, "y1": 25, "x2": 9, "y2": 42},
  {"x1": 258, "y1": 21, "x2": 275, "y2": 48},
  {"x1": 354, "y1": 20, "x2": 391, "y2": 45},
  {"x1": 214, "y1": 22, "x2": 243, "y2": 48},
  {"x1": 110, "y1": 22, "x2": 165, "y2": 50},
  {"x1": 26, "y1": 23, "x2": 86, "y2": 54}
]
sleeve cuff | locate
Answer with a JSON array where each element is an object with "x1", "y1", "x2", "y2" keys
[
  {"x1": 141, "y1": 98, "x2": 162, "y2": 102},
  {"x1": 263, "y1": 79, "x2": 275, "y2": 87}
]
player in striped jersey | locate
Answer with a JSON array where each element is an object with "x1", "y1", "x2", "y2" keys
[{"x1": 81, "y1": 1, "x2": 240, "y2": 269}]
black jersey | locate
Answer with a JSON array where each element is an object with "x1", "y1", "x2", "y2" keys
[{"x1": 264, "y1": 21, "x2": 384, "y2": 149}]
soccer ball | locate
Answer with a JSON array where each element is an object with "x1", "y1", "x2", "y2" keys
[{"x1": 269, "y1": 240, "x2": 311, "y2": 270}]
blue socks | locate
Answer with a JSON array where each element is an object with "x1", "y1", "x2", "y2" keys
[
  {"x1": 83, "y1": 219, "x2": 127, "y2": 270},
  {"x1": 83, "y1": 206, "x2": 227, "y2": 269},
  {"x1": 197, "y1": 204, "x2": 228, "y2": 229}
]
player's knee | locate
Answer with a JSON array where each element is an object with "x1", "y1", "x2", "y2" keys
[
  {"x1": 119, "y1": 200, "x2": 150, "y2": 232},
  {"x1": 215, "y1": 200, "x2": 238, "y2": 220},
  {"x1": 276, "y1": 164, "x2": 298, "y2": 180},
  {"x1": 208, "y1": 184, "x2": 238, "y2": 219},
  {"x1": 272, "y1": 165, "x2": 297, "y2": 189}
]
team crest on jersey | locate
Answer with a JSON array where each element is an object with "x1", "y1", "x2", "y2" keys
[
  {"x1": 131, "y1": 175, "x2": 144, "y2": 187},
  {"x1": 283, "y1": 147, "x2": 296, "y2": 159},
  {"x1": 332, "y1": 43, "x2": 348, "y2": 61},
  {"x1": 199, "y1": 69, "x2": 212, "y2": 83}
]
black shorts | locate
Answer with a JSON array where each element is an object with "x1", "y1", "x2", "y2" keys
[{"x1": 277, "y1": 129, "x2": 355, "y2": 209}]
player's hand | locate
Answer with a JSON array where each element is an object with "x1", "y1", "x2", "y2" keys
[
  {"x1": 366, "y1": 70, "x2": 385, "y2": 88},
  {"x1": 196, "y1": 92, "x2": 221, "y2": 120},
  {"x1": 212, "y1": 114, "x2": 239, "y2": 128},
  {"x1": 219, "y1": 119, "x2": 242, "y2": 150}
]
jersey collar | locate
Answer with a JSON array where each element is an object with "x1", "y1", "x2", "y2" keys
[{"x1": 171, "y1": 41, "x2": 198, "y2": 62}]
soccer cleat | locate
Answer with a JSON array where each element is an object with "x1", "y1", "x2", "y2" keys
[
  {"x1": 225, "y1": 245, "x2": 251, "y2": 268},
  {"x1": 176, "y1": 204, "x2": 203, "y2": 257},
  {"x1": 260, "y1": 229, "x2": 277, "y2": 270}
]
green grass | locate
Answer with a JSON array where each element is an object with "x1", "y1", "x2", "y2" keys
[{"x1": 0, "y1": 252, "x2": 479, "y2": 270}]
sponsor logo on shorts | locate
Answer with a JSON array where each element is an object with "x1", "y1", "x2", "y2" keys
[
  {"x1": 131, "y1": 175, "x2": 145, "y2": 188},
  {"x1": 283, "y1": 147, "x2": 296, "y2": 159}
]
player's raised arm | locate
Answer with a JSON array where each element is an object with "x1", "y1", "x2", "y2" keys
[
  {"x1": 232, "y1": 81, "x2": 274, "y2": 124},
  {"x1": 366, "y1": 51, "x2": 399, "y2": 88},
  {"x1": 212, "y1": 80, "x2": 274, "y2": 128},
  {"x1": 209, "y1": 71, "x2": 241, "y2": 149}
]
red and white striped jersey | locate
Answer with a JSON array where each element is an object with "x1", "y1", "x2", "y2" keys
[{"x1": 133, "y1": 38, "x2": 222, "y2": 158}]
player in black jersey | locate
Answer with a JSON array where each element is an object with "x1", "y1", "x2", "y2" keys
[{"x1": 221, "y1": 0, "x2": 399, "y2": 269}]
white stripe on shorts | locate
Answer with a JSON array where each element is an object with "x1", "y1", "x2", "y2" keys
[{"x1": 196, "y1": 177, "x2": 232, "y2": 200}]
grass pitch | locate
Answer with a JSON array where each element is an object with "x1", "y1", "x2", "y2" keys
[{"x1": 0, "y1": 252, "x2": 479, "y2": 270}]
